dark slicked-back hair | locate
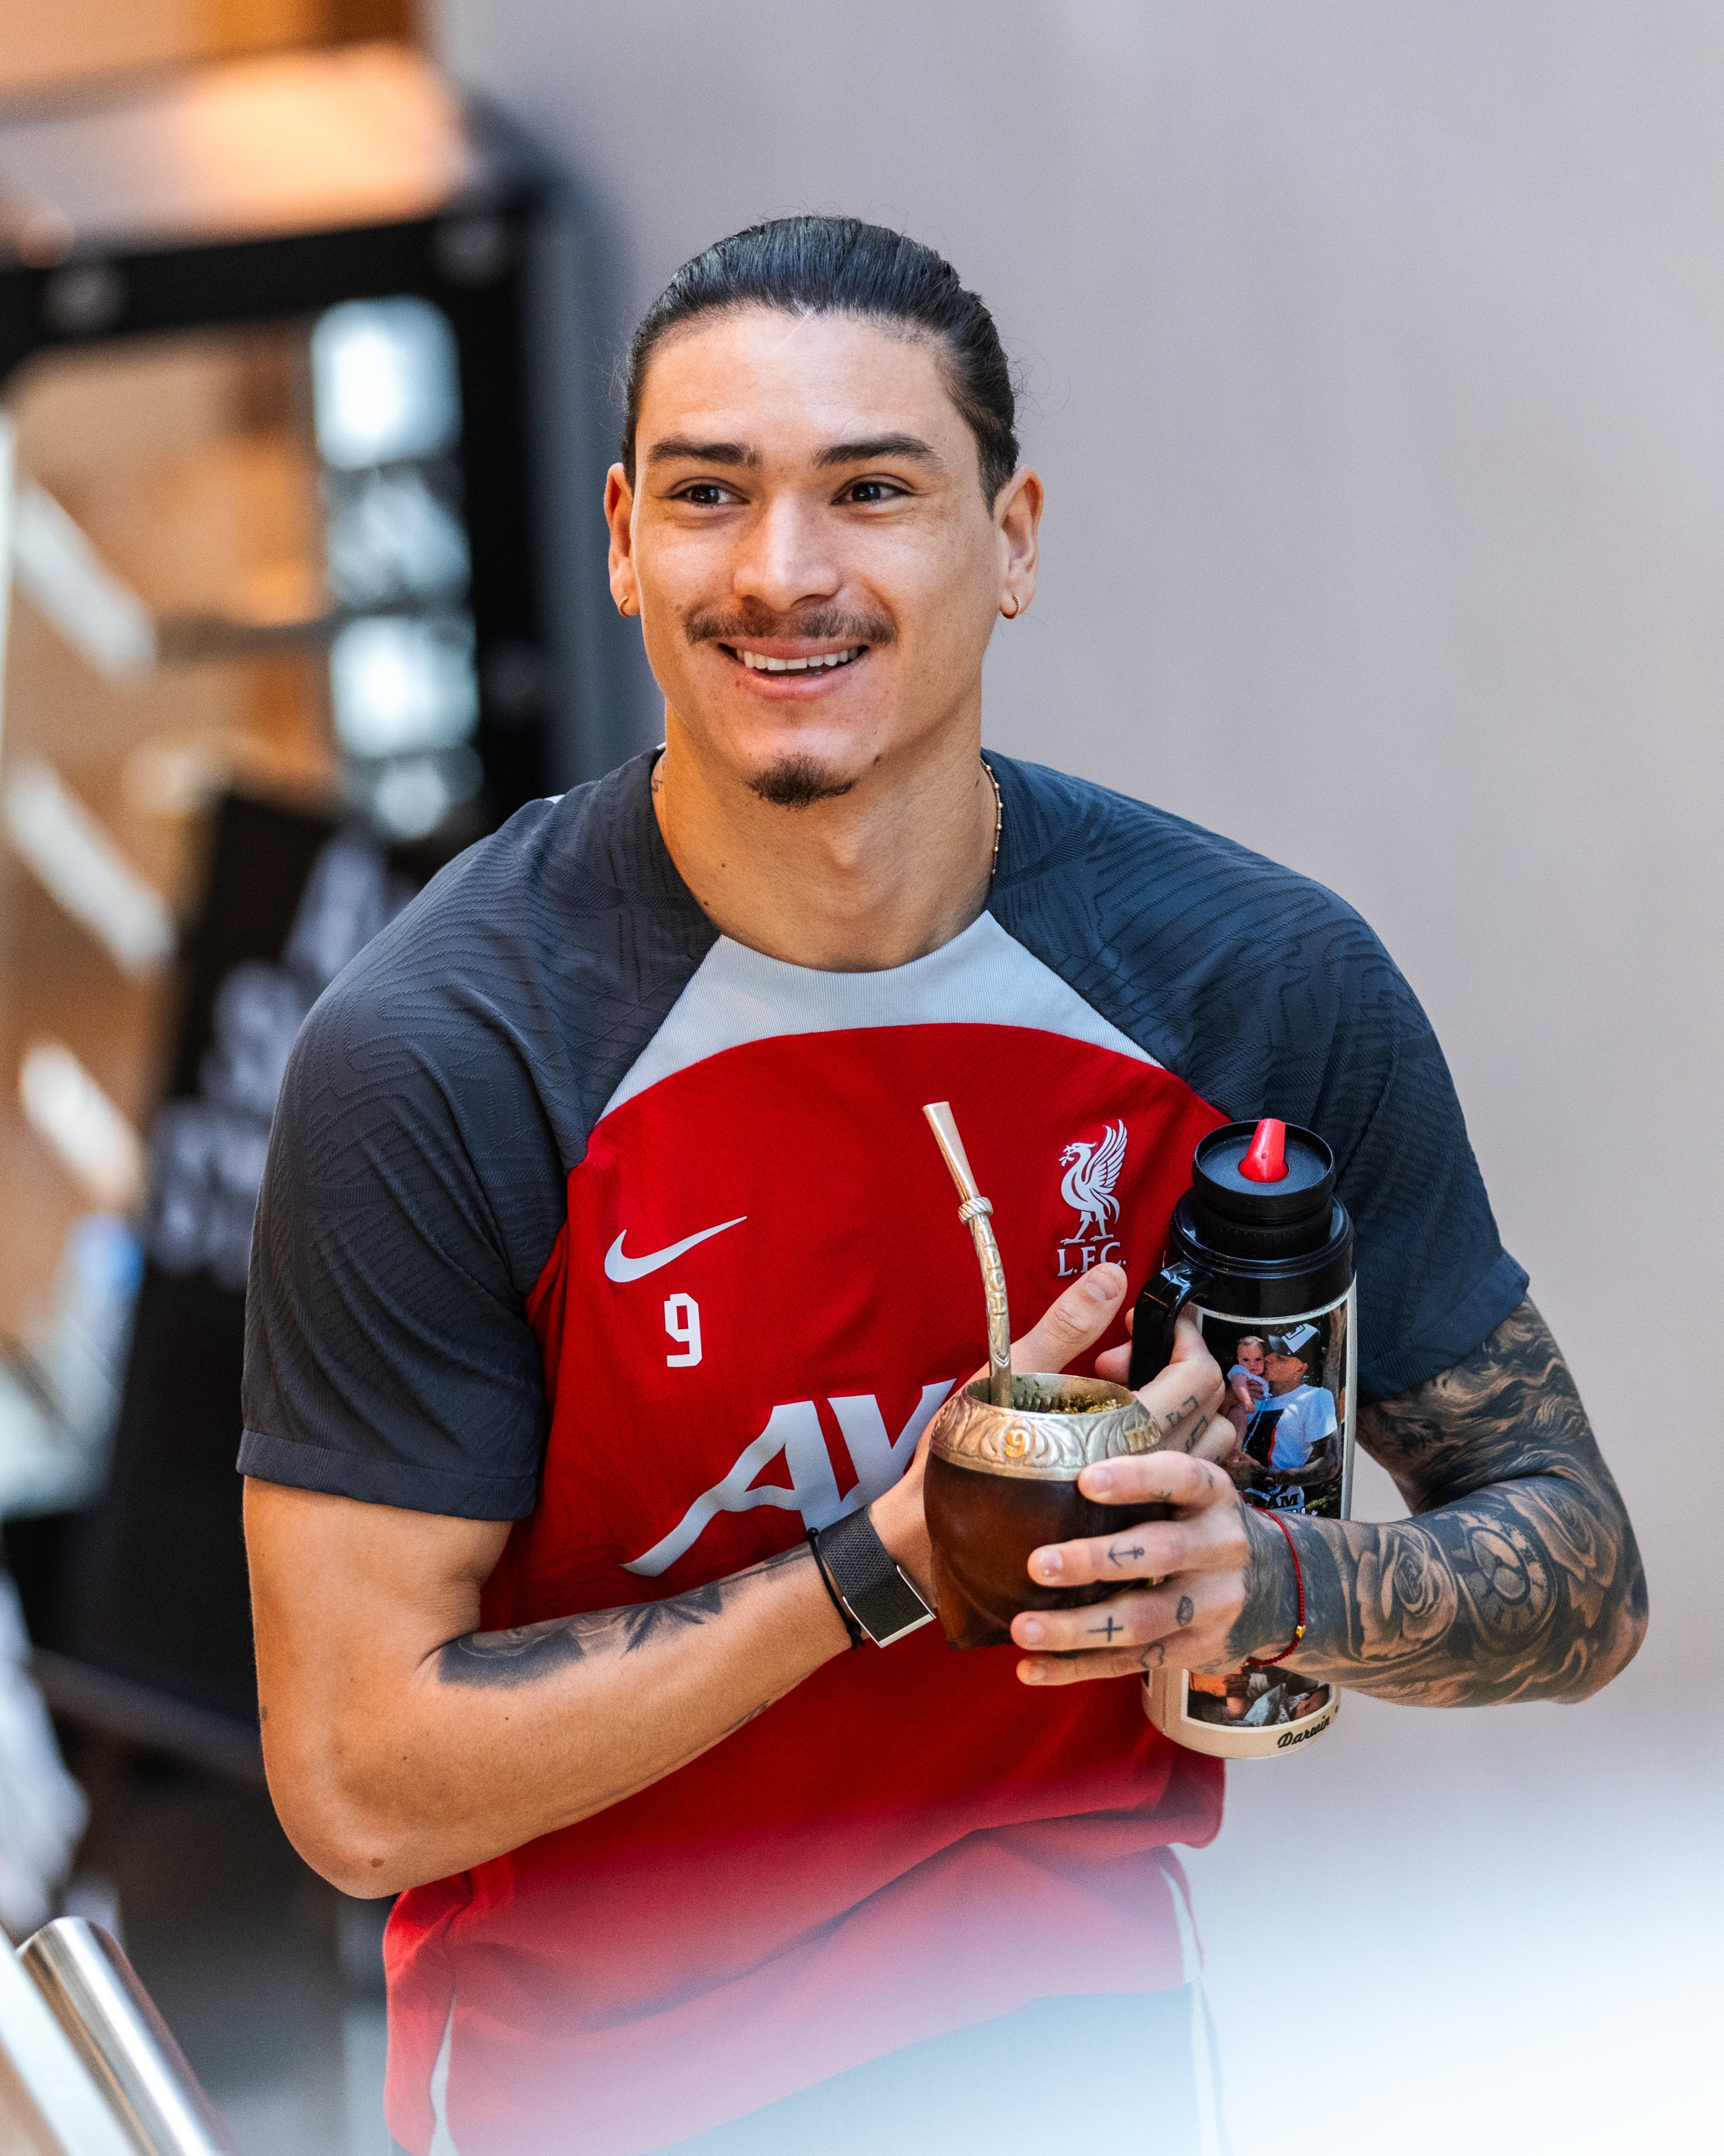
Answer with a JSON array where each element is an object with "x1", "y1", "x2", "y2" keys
[{"x1": 622, "y1": 216, "x2": 1019, "y2": 502}]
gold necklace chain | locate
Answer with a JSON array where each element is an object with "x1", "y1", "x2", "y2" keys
[{"x1": 982, "y1": 757, "x2": 1002, "y2": 884}]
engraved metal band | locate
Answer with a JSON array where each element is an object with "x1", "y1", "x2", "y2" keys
[{"x1": 929, "y1": 1382, "x2": 1163, "y2": 1481}]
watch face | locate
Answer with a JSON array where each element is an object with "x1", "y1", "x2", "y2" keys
[
  {"x1": 817, "y1": 1511, "x2": 933, "y2": 1646},
  {"x1": 850, "y1": 1566, "x2": 935, "y2": 1648}
]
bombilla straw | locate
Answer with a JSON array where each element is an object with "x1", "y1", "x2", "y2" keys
[{"x1": 923, "y1": 1101, "x2": 1013, "y2": 1408}]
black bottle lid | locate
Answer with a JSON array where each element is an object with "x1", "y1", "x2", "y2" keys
[{"x1": 1187, "y1": 1119, "x2": 1337, "y2": 1262}]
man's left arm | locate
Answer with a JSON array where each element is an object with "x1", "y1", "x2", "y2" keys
[
  {"x1": 1289, "y1": 1297, "x2": 1648, "y2": 1703},
  {"x1": 1011, "y1": 1297, "x2": 1649, "y2": 1705}
]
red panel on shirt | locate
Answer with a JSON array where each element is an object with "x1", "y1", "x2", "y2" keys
[{"x1": 385, "y1": 1021, "x2": 1226, "y2": 2155}]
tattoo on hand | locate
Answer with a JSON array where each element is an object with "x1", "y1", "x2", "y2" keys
[
  {"x1": 1088, "y1": 1615, "x2": 1127, "y2": 1641},
  {"x1": 1108, "y1": 1542, "x2": 1146, "y2": 1567},
  {"x1": 1176, "y1": 1595, "x2": 1194, "y2": 1626}
]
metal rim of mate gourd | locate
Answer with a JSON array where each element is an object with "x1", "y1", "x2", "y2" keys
[{"x1": 927, "y1": 1376, "x2": 1160, "y2": 1481}]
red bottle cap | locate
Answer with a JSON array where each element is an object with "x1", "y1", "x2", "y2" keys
[{"x1": 1237, "y1": 1117, "x2": 1289, "y2": 1183}]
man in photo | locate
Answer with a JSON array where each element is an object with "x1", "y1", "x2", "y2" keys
[{"x1": 1241, "y1": 1323, "x2": 1339, "y2": 1483}]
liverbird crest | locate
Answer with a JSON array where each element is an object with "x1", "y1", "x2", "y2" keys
[{"x1": 1059, "y1": 1121, "x2": 1128, "y2": 1242}]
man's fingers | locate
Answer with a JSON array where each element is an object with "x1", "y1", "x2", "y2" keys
[
  {"x1": 1077, "y1": 1450, "x2": 1233, "y2": 1512},
  {"x1": 1010, "y1": 1264, "x2": 1128, "y2": 1374},
  {"x1": 1126, "y1": 1309, "x2": 1224, "y2": 1448},
  {"x1": 1026, "y1": 1469, "x2": 1242, "y2": 1591},
  {"x1": 1186, "y1": 1415, "x2": 1237, "y2": 1465},
  {"x1": 1010, "y1": 1573, "x2": 1237, "y2": 1678}
]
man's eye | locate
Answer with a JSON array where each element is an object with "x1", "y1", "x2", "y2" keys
[
  {"x1": 677, "y1": 483, "x2": 734, "y2": 506},
  {"x1": 844, "y1": 480, "x2": 902, "y2": 504}
]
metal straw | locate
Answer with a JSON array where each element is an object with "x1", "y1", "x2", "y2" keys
[{"x1": 923, "y1": 1101, "x2": 1013, "y2": 1407}]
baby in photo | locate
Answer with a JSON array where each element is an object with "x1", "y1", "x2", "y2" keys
[{"x1": 1221, "y1": 1333, "x2": 1268, "y2": 1444}]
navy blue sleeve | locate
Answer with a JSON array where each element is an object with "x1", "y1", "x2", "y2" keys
[
  {"x1": 989, "y1": 754, "x2": 1527, "y2": 1402},
  {"x1": 239, "y1": 762, "x2": 715, "y2": 1518},
  {"x1": 239, "y1": 879, "x2": 566, "y2": 1521}
]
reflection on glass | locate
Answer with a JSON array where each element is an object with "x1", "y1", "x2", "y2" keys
[
  {"x1": 324, "y1": 465, "x2": 469, "y2": 607},
  {"x1": 0, "y1": 293, "x2": 486, "y2": 1526},
  {"x1": 0, "y1": 323, "x2": 335, "y2": 1414},
  {"x1": 329, "y1": 613, "x2": 478, "y2": 759},
  {"x1": 310, "y1": 297, "x2": 460, "y2": 471},
  {"x1": 310, "y1": 295, "x2": 477, "y2": 839}
]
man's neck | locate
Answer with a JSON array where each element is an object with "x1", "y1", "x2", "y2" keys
[{"x1": 650, "y1": 717, "x2": 998, "y2": 972}]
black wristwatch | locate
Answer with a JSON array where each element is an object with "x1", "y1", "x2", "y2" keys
[{"x1": 808, "y1": 1510, "x2": 935, "y2": 1648}]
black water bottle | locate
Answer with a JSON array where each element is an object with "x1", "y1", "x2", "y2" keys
[{"x1": 1128, "y1": 1117, "x2": 1355, "y2": 1760}]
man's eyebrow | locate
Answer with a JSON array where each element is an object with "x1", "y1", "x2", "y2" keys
[
  {"x1": 814, "y1": 433, "x2": 941, "y2": 468},
  {"x1": 645, "y1": 436, "x2": 759, "y2": 467}
]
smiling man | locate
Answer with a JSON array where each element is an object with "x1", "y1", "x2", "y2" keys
[{"x1": 242, "y1": 218, "x2": 1645, "y2": 2156}]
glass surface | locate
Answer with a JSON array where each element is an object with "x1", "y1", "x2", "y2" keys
[{"x1": 0, "y1": 300, "x2": 475, "y2": 1500}]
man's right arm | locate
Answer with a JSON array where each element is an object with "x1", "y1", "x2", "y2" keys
[
  {"x1": 245, "y1": 1266, "x2": 1131, "y2": 1899},
  {"x1": 246, "y1": 1481, "x2": 855, "y2": 1898}
]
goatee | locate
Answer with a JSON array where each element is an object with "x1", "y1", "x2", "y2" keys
[{"x1": 748, "y1": 755, "x2": 857, "y2": 809}]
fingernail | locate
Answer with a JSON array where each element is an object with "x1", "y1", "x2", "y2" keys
[
  {"x1": 1018, "y1": 1616, "x2": 1046, "y2": 1644},
  {"x1": 1087, "y1": 1464, "x2": 1115, "y2": 1495},
  {"x1": 1082, "y1": 1263, "x2": 1126, "y2": 1300},
  {"x1": 1033, "y1": 1547, "x2": 1063, "y2": 1579},
  {"x1": 1019, "y1": 1660, "x2": 1047, "y2": 1684}
]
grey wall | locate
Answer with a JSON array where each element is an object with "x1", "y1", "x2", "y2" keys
[{"x1": 435, "y1": 0, "x2": 1719, "y2": 1679}]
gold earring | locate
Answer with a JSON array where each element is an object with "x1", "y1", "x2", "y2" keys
[{"x1": 1002, "y1": 593, "x2": 1022, "y2": 619}]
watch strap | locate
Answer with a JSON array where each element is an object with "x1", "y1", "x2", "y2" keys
[
  {"x1": 811, "y1": 1509, "x2": 935, "y2": 1648},
  {"x1": 805, "y1": 1528, "x2": 863, "y2": 1648}
]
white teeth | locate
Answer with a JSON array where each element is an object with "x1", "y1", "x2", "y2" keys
[{"x1": 738, "y1": 646, "x2": 861, "y2": 673}]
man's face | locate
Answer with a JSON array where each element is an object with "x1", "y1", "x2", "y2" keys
[
  {"x1": 607, "y1": 307, "x2": 1039, "y2": 803},
  {"x1": 1264, "y1": 1349, "x2": 1308, "y2": 1393}
]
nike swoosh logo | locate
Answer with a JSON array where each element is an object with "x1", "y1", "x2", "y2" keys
[{"x1": 603, "y1": 1216, "x2": 747, "y2": 1283}]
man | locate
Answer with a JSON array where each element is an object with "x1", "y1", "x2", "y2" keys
[
  {"x1": 242, "y1": 218, "x2": 1646, "y2": 2156},
  {"x1": 1239, "y1": 1325, "x2": 1337, "y2": 1482}
]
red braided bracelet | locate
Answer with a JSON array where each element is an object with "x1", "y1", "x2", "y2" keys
[{"x1": 1243, "y1": 1510, "x2": 1306, "y2": 1669}]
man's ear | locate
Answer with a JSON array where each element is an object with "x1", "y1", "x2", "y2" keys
[
  {"x1": 606, "y1": 464, "x2": 639, "y2": 618},
  {"x1": 994, "y1": 465, "x2": 1043, "y2": 618}
]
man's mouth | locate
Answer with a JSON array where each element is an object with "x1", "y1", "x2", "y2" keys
[{"x1": 728, "y1": 645, "x2": 866, "y2": 674}]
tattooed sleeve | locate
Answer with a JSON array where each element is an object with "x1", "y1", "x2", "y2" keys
[
  {"x1": 1227, "y1": 1299, "x2": 1648, "y2": 1704},
  {"x1": 437, "y1": 1545, "x2": 808, "y2": 1690}
]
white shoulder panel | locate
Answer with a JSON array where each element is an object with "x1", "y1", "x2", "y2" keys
[{"x1": 599, "y1": 910, "x2": 1154, "y2": 1122}]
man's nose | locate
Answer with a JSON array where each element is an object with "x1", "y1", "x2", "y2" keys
[{"x1": 729, "y1": 494, "x2": 840, "y2": 616}]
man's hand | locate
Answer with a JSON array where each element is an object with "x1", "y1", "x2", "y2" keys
[
  {"x1": 1005, "y1": 1283, "x2": 1278, "y2": 1686},
  {"x1": 1007, "y1": 1452, "x2": 1273, "y2": 1685},
  {"x1": 867, "y1": 1260, "x2": 1205, "y2": 1600},
  {"x1": 1008, "y1": 1296, "x2": 1649, "y2": 1709},
  {"x1": 991, "y1": 1267, "x2": 1251, "y2": 1691},
  {"x1": 871, "y1": 1261, "x2": 1251, "y2": 1677}
]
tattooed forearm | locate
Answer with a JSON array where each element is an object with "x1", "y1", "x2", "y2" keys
[
  {"x1": 1224, "y1": 1300, "x2": 1648, "y2": 1705},
  {"x1": 437, "y1": 1545, "x2": 808, "y2": 1689}
]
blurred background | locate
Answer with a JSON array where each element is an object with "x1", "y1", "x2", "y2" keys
[{"x1": 0, "y1": 3, "x2": 1711, "y2": 2151}]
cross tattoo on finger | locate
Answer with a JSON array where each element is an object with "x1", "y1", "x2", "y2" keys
[{"x1": 1088, "y1": 1615, "x2": 1127, "y2": 1641}]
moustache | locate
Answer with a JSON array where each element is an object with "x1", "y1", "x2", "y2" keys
[{"x1": 684, "y1": 605, "x2": 895, "y2": 648}]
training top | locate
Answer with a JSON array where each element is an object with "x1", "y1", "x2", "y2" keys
[{"x1": 241, "y1": 750, "x2": 1526, "y2": 2156}]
